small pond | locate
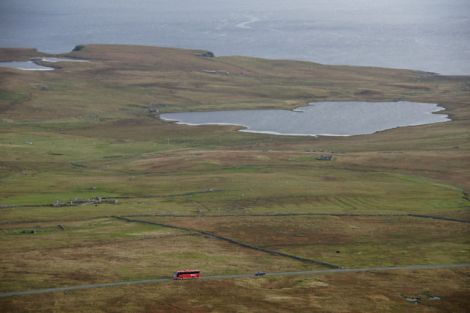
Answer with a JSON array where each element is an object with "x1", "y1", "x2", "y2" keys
[
  {"x1": 0, "y1": 57, "x2": 88, "y2": 71},
  {"x1": 0, "y1": 61, "x2": 54, "y2": 71},
  {"x1": 160, "y1": 101, "x2": 449, "y2": 136},
  {"x1": 36, "y1": 57, "x2": 89, "y2": 63}
]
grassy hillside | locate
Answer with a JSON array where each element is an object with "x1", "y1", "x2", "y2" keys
[{"x1": 0, "y1": 44, "x2": 469, "y2": 312}]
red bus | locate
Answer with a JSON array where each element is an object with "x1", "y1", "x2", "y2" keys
[{"x1": 173, "y1": 270, "x2": 201, "y2": 280}]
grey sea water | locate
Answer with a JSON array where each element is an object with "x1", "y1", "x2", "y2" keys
[{"x1": 1, "y1": 0, "x2": 469, "y2": 75}]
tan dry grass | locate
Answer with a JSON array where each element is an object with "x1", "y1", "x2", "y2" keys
[{"x1": 0, "y1": 269, "x2": 468, "y2": 313}]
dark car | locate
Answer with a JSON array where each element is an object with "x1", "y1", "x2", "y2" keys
[{"x1": 255, "y1": 271, "x2": 266, "y2": 276}]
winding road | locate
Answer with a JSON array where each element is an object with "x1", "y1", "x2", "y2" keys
[{"x1": 1, "y1": 263, "x2": 469, "y2": 299}]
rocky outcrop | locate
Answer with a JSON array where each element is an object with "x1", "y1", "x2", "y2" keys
[
  {"x1": 195, "y1": 51, "x2": 215, "y2": 58},
  {"x1": 72, "y1": 45, "x2": 86, "y2": 52}
]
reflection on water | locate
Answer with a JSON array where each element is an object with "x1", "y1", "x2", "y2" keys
[{"x1": 161, "y1": 101, "x2": 449, "y2": 137}]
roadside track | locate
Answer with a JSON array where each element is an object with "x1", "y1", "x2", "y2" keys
[{"x1": 1, "y1": 263, "x2": 468, "y2": 299}]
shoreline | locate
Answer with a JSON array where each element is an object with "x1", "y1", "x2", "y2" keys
[
  {"x1": 3, "y1": 44, "x2": 470, "y2": 77},
  {"x1": 160, "y1": 101, "x2": 450, "y2": 138}
]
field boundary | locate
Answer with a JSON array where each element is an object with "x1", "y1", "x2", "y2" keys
[
  {"x1": 2, "y1": 211, "x2": 468, "y2": 226},
  {"x1": 408, "y1": 214, "x2": 470, "y2": 224},
  {"x1": 0, "y1": 190, "x2": 224, "y2": 209},
  {"x1": 122, "y1": 212, "x2": 470, "y2": 223},
  {"x1": 112, "y1": 216, "x2": 341, "y2": 269}
]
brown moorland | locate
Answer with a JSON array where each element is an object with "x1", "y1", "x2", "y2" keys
[{"x1": 0, "y1": 44, "x2": 469, "y2": 312}]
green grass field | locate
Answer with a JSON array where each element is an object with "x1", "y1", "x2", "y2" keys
[{"x1": 0, "y1": 44, "x2": 469, "y2": 312}]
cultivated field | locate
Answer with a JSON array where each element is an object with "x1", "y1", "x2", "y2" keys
[{"x1": 0, "y1": 45, "x2": 469, "y2": 312}]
